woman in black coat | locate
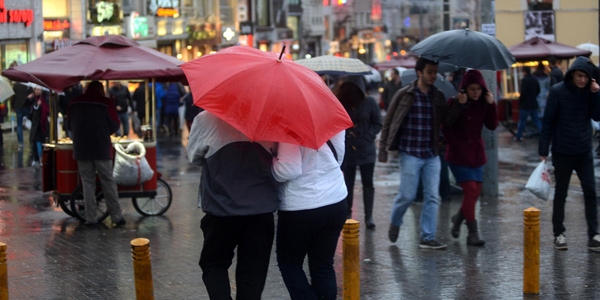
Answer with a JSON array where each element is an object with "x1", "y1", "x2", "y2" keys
[{"x1": 335, "y1": 76, "x2": 383, "y2": 229}]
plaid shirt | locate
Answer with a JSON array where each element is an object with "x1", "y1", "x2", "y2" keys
[{"x1": 397, "y1": 87, "x2": 435, "y2": 158}]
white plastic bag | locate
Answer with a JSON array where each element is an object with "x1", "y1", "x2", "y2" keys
[
  {"x1": 525, "y1": 160, "x2": 552, "y2": 201},
  {"x1": 113, "y1": 142, "x2": 154, "y2": 186}
]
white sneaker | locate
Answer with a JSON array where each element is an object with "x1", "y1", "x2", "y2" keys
[{"x1": 554, "y1": 234, "x2": 567, "y2": 250}]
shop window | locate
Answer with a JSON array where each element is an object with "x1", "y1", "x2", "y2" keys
[
  {"x1": 1, "y1": 43, "x2": 29, "y2": 70},
  {"x1": 256, "y1": 0, "x2": 270, "y2": 27},
  {"x1": 528, "y1": 0, "x2": 552, "y2": 11}
]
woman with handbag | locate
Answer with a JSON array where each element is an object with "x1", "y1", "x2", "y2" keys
[{"x1": 442, "y1": 69, "x2": 498, "y2": 246}]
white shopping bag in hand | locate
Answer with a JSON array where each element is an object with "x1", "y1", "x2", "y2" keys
[{"x1": 525, "y1": 160, "x2": 552, "y2": 201}]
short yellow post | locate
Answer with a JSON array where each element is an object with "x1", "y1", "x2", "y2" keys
[
  {"x1": 342, "y1": 219, "x2": 360, "y2": 300},
  {"x1": 0, "y1": 242, "x2": 7, "y2": 300},
  {"x1": 131, "y1": 238, "x2": 154, "y2": 300},
  {"x1": 523, "y1": 207, "x2": 540, "y2": 295}
]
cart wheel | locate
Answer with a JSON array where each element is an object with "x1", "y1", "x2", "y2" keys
[
  {"x1": 70, "y1": 184, "x2": 109, "y2": 223},
  {"x1": 58, "y1": 199, "x2": 75, "y2": 217},
  {"x1": 132, "y1": 178, "x2": 172, "y2": 216}
]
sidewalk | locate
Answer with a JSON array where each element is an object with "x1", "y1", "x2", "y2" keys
[{"x1": 0, "y1": 125, "x2": 600, "y2": 299}]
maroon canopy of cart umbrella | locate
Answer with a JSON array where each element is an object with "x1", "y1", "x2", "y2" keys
[
  {"x1": 374, "y1": 54, "x2": 418, "y2": 70},
  {"x1": 2, "y1": 35, "x2": 185, "y2": 92},
  {"x1": 508, "y1": 36, "x2": 592, "y2": 62}
]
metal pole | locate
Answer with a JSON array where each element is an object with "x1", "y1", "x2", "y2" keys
[
  {"x1": 523, "y1": 207, "x2": 540, "y2": 295},
  {"x1": 131, "y1": 238, "x2": 154, "y2": 300},
  {"x1": 0, "y1": 242, "x2": 7, "y2": 300},
  {"x1": 342, "y1": 219, "x2": 360, "y2": 300}
]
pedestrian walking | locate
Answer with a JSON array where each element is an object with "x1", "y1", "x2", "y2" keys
[
  {"x1": 378, "y1": 57, "x2": 459, "y2": 249},
  {"x1": 162, "y1": 82, "x2": 184, "y2": 137},
  {"x1": 538, "y1": 56, "x2": 600, "y2": 251},
  {"x1": 514, "y1": 66, "x2": 542, "y2": 141},
  {"x1": 28, "y1": 87, "x2": 49, "y2": 167},
  {"x1": 67, "y1": 81, "x2": 125, "y2": 227},
  {"x1": 443, "y1": 69, "x2": 498, "y2": 246},
  {"x1": 58, "y1": 83, "x2": 83, "y2": 138},
  {"x1": 10, "y1": 81, "x2": 32, "y2": 148},
  {"x1": 534, "y1": 62, "x2": 550, "y2": 119},
  {"x1": 335, "y1": 76, "x2": 382, "y2": 229},
  {"x1": 183, "y1": 92, "x2": 202, "y2": 131},
  {"x1": 108, "y1": 81, "x2": 132, "y2": 137},
  {"x1": 187, "y1": 110, "x2": 279, "y2": 300},
  {"x1": 272, "y1": 130, "x2": 347, "y2": 300},
  {"x1": 549, "y1": 56, "x2": 564, "y2": 86},
  {"x1": 381, "y1": 68, "x2": 402, "y2": 110}
]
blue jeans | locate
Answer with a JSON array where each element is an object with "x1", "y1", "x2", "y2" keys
[
  {"x1": 116, "y1": 112, "x2": 129, "y2": 137},
  {"x1": 16, "y1": 107, "x2": 29, "y2": 144},
  {"x1": 516, "y1": 108, "x2": 542, "y2": 139},
  {"x1": 277, "y1": 200, "x2": 347, "y2": 300},
  {"x1": 390, "y1": 152, "x2": 441, "y2": 241}
]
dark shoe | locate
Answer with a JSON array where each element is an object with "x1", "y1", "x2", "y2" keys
[
  {"x1": 365, "y1": 216, "x2": 376, "y2": 230},
  {"x1": 588, "y1": 235, "x2": 600, "y2": 252},
  {"x1": 113, "y1": 219, "x2": 126, "y2": 228},
  {"x1": 466, "y1": 220, "x2": 485, "y2": 246},
  {"x1": 85, "y1": 222, "x2": 101, "y2": 228},
  {"x1": 512, "y1": 136, "x2": 523, "y2": 142},
  {"x1": 419, "y1": 239, "x2": 447, "y2": 250},
  {"x1": 554, "y1": 234, "x2": 568, "y2": 250},
  {"x1": 388, "y1": 225, "x2": 400, "y2": 243},
  {"x1": 451, "y1": 210, "x2": 464, "y2": 238}
]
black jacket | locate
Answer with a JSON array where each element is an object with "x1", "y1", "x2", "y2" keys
[
  {"x1": 342, "y1": 96, "x2": 382, "y2": 167},
  {"x1": 519, "y1": 73, "x2": 540, "y2": 110},
  {"x1": 550, "y1": 66, "x2": 564, "y2": 86},
  {"x1": 539, "y1": 56, "x2": 600, "y2": 156}
]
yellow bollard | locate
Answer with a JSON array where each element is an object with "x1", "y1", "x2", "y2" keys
[
  {"x1": 0, "y1": 242, "x2": 7, "y2": 300},
  {"x1": 131, "y1": 238, "x2": 154, "y2": 300},
  {"x1": 342, "y1": 219, "x2": 360, "y2": 300},
  {"x1": 523, "y1": 207, "x2": 540, "y2": 295}
]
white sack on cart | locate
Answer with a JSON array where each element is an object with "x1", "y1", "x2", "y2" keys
[{"x1": 113, "y1": 141, "x2": 154, "y2": 186}]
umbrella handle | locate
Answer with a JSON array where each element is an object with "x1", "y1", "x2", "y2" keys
[{"x1": 278, "y1": 46, "x2": 286, "y2": 62}]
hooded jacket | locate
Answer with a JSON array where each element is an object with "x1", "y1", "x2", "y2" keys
[
  {"x1": 539, "y1": 56, "x2": 600, "y2": 156},
  {"x1": 442, "y1": 70, "x2": 498, "y2": 168}
]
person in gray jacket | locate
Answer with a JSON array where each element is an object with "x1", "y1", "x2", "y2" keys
[
  {"x1": 188, "y1": 110, "x2": 279, "y2": 300},
  {"x1": 539, "y1": 56, "x2": 600, "y2": 251}
]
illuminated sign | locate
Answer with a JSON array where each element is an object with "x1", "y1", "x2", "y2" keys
[
  {"x1": 96, "y1": 1, "x2": 115, "y2": 23},
  {"x1": 222, "y1": 27, "x2": 235, "y2": 41},
  {"x1": 0, "y1": 0, "x2": 34, "y2": 27},
  {"x1": 44, "y1": 19, "x2": 70, "y2": 31},
  {"x1": 156, "y1": 8, "x2": 178, "y2": 17}
]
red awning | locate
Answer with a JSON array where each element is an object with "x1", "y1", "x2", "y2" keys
[{"x1": 508, "y1": 36, "x2": 592, "y2": 62}]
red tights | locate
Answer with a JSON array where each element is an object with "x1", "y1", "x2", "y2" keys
[{"x1": 460, "y1": 181, "x2": 482, "y2": 222}]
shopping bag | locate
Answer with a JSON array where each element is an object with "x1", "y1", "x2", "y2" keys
[
  {"x1": 525, "y1": 160, "x2": 552, "y2": 201},
  {"x1": 113, "y1": 142, "x2": 154, "y2": 186}
]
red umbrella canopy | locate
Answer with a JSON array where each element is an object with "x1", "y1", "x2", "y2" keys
[
  {"x1": 180, "y1": 46, "x2": 353, "y2": 150},
  {"x1": 508, "y1": 36, "x2": 592, "y2": 62},
  {"x1": 2, "y1": 35, "x2": 185, "y2": 92}
]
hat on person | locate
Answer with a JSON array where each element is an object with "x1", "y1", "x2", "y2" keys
[
  {"x1": 344, "y1": 75, "x2": 366, "y2": 95},
  {"x1": 459, "y1": 69, "x2": 488, "y2": 94}
]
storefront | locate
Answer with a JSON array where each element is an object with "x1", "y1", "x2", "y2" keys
[{"x1": 0, "y1": 0, "x2": 40, "y2": 70}]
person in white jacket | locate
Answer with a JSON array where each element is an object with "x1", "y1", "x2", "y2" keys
[{"x1": 272, "y1": 130, "x2": 348, "y2": 300}]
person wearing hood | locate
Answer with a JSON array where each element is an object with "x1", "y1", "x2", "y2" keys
[
  {"x1": 335, "y1": 76, "x2": 382, "y2": 229},
  {"x1": 538, "y1": 56, "x2": 600, "y2": 251},
  {"x1": 442, "y1": 69, "x2": 498, "y2": 246}
]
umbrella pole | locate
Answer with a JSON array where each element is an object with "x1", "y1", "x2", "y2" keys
[
  {"x1": 151, "y1": 78, "x2": 156, "y2": 141},
  {"x1": 49, "y1": 92, "x2": 57, "y2": 143}
]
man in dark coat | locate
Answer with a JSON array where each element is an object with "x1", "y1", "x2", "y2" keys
[
  {"x1": 67, "y1": 81, "x2": 125, "y2": 227},
  {"x1": 538, "y1": 56, "x2": 600, "y2": 251},
  {"x1": 11, "y1": 82, "x2": 33, "y2": 147},
  {"x1": 108, "y1": 81, "x2": 132, "y2": 137},
  {"x1": 381, "y1": 68, "x2": 402, "y2": 110},
  {"x1": 549, "y1": 56, "x2": 564, "y2": 86},
  {"x1": 514, "y1": 66, "x2": 542, "y2": 141}
]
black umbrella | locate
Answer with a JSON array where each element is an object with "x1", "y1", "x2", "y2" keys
[
  {"x1": 411, "y1": 28, "x2": 515, "y2": 71},
  {"x1": 401, "y1": 69, "x2": 457, "y2": 100}
]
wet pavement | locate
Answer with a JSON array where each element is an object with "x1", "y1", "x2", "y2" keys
[{"x1": 1, "y1": 124, "x2": 600, "y2": 299}]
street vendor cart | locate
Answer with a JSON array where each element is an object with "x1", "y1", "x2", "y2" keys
[{"x1": 2, "y1": 35, "x2": 186, "y2": 222}]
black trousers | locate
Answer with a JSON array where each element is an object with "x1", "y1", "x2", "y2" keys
[
  {"x1": 199, "y1": 212, "x2": 275, "y2": 300},
  {"x1": 552, "y1": 152, "x2": 598, "y2": 239}
]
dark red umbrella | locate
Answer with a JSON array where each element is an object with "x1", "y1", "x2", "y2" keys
[
  {"x1": 508, "y1": 36, "x2": 592, "y2": 62},
  {"x1": 374, "y1": 54, "x2": 418, "y2": 70},
  {"x1": 2, "y1": 35, "x2": 185, "y2": 92}
]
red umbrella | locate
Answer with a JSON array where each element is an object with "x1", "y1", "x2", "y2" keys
[
  {"x1": 2, "y1": 35, "x2": 185, "y2": 92},
  {"x1": 180, "y1": 46, "x2": 353, "y2": 150},
  {"x1": 508, "y1": 36, "x2": 592, "y2": 62}
]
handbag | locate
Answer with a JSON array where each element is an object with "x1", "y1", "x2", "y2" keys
[
  {"x1": 113, "y1": 141, "x2": 154, "y2": 186},
  {"x1": 525, "y1": 160, "x2": 552, "y2": 201}
]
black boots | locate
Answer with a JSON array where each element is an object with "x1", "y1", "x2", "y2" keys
[
  {"x1": 466, "y1": 220, "x2": 485, "y2": 246},
  {"x1": 364, "y1": 186, "x2": 376, "y2": 229},
  {"x1": 450, "y1": 210, "x2": 464, "y2": 238}
]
